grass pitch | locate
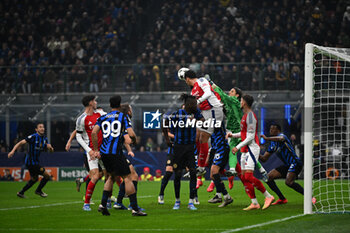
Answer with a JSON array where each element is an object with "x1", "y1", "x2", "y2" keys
[{"x1": 0, "y1": 180, "x2": 349, "y2": 232}]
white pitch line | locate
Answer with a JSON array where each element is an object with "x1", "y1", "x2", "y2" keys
[
  {"x1": 220, "y1": 214, "x2": 305, "y2": 233},
  {"x1": 0, "y1": 201, "x2": 82, "y2": 211},
  {"x1": 0, "y1": 195, "x2": 154, "y2": 211}
]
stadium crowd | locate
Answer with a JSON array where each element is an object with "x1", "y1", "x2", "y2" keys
[{"x1": 0, "y1": 0, "x2": 349, "y2": 93}]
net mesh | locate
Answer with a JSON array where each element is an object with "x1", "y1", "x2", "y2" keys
[{"x1": 312, "y1": 45, "x2": 350, "y2": 213}]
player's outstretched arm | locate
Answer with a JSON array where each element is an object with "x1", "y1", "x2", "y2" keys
[
  {"x1": 227, "y1": 132, "x2": 241, "y2": 139},
  {"x1": 65, "y1": 130, "x2": 76, "y2": 151},
  {"x1": 8, "y1": 139, "x2": 27, "y2": 158},
  {"x1": 261, "y1": 134, "x2": 285, "y2": 142}
]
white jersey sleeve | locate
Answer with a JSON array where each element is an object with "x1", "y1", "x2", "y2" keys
[
  {"x1": 75, "y1": 113, "x2": 91, "y2": 153},
  {"x1": 236, "y1": 112, "x2": 256, "y2": 150},
  {"x1": 196, "y1": 77, "x2": 223, "y2": 107}
]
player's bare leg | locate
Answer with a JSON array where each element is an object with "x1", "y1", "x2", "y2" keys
[
  {"x1": 123, "y1": 173, "x2": 147, "y2": 216},
  {"x1": 286, "y1": 172, "x2": 304, "y2": 195}
]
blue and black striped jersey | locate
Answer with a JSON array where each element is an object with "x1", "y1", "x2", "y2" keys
[
  {"x1": 168, "y1": 109, "x2": 202, "y2": 145},
  {"x1": 24, "y1": 133, "x2": 48, "y2": 165},
  {"x1": 267, "y1": 133, "x2": 302, "y2": 166},
  {"x1": 211, "y1": 126, "x2": 229, "y2": 154},
  {"x1": 95, "y1": 110, "x2": 131, "y2": 155}
]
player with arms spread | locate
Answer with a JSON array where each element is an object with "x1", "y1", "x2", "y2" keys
[
  {"x1": 259, "y1": 123, "x2": 304, "y2": 205},
  {"x1": 8, "y1": 123, "x2": 54, "y2": 198},
  {"x1": 92, "y1": 95, "x2": 146, "y2": 216},
  {"x1": 75, "y1": 95, "x2": 106, "y2": 211},
  {"x1": 228, "y1": 95, "x2": 274, "y2": 210}
]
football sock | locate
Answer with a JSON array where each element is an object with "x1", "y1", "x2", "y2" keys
[
  {"x1": 117, "y1": 181, "x2": 125, "y2": 203},
  {"x1": 83, "y1": 175, "x2": 89, "y2": 182},
  {"x1": 216, "y1": 193, "x2": 222, "y2": 198},
  {"x1": 189, "y1": 169, "x2": 196, "y2": 199},
  {"x1": 245, "y1": 172, "x2": 266, "y2": 194},
  {"x1": 174, "y1": 170, "x2": 182, "y2": 199},
  {"x1": 85, "y1": 178, "x2": 91, "y2": 191},
  {"x1": 242, "y1": 177, "x2": 256, "y2": 199},
  {"x1": 289, "y1": 182, "x2": 304, "y2": 195},
  {"x1": 235, "y1": 163, "x2": 243, "y2": 181},
  {"x1": 132, "y1": 181, "x2": 138, "y2": 193},
  {"x1": 213, "y1": 173, "x2": 227, "y2": 195},
  {"x1": 128, "y1": 193, "x2": 139, "y2": 211},
  {"x1": 198, "y1": 143, "x2": 209, "y2": 167},
  {"x1": 84, "y1": 181, "x2": 96, "y2": 204},
  {"x1": 101, "y1": 190, "x2": 111, "y2": 207},
  {"x1": 251, "y1": 198, "x2": 258, "y2": 205},
  {"x1": 159, "y1": 171, "x2": 172, "y2": 196},
  {"x1": 189, "y1": 199, "x2": 194, "y2": 204},
  {"x1": 267, "y1": 180, "x2": 286, "y2": 200},
  {"x1": 35, "y1": 177, "x2": 49, "y2": 192},
  {"x1": 20, "y1": 179, "x2": 37, "y2": 193}
]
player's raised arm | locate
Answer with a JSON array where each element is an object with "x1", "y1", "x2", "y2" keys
[
  {"x1": 8, "y1": 139, "x2": 27, "y2": 158},
  {"x1": 65, "y1": 130, "x2": 76, "y2": 151}
]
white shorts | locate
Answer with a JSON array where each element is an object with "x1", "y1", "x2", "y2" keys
[
  {"x1": 198, "y1": 107, "x2": 224, "y2": 135},
  {"x1": 240, "y1": 146, "x2": 260, "y2": 171},
  {"x1": 86, "y1": 151, "x2": 99, "y2": 170}
]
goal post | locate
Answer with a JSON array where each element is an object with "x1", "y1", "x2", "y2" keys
[
  {"x1": 304, "y1": 43, "x2": 314, "y2": 214},
  {"x1": 304, "y1": 43, "x2": 350, "y2": 214}
]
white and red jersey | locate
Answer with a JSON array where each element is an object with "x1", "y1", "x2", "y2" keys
[
  {"x1": 238, "y1": 111, "x2": 260, "y2": 153},
  {"x1": 75, "y1": 109, "x2": 106, "y2": 152},
  {"x1": 191, "y1": 77, "x2": 222, "y2": 110}
]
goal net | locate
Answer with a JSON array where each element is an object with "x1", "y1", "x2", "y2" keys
[{"x1": 304, "y1": 43, "x2": 350, "y2": 214}]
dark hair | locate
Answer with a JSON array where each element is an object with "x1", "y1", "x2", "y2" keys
[
  {"x1": 35, "y1": 122, "x2": 44, "y2": 128},
  {"x1": 271, "y1": 123, "x2": 282, "y2": 131},
  {"x1": 184, "y1": 70, "x2": 197, "y2": 79},
  {"x1": 180, "y1": 93, "x2": 197, "y2": 114},
  {"x1": 110, "y1": 95, "x2": 121, "y2": 108},
  {"x1": 120, "y1": 103, "x2": 131, "y2": 116},
  {"x1": 242, "y1": 94, "x2": 254, "y2": 108},
  {"x1": 233, "y1": 87, "x2": 243, "y2": 101},
  {"x1": 81, "y1": 95, "x2": 96, "y2": 107}
]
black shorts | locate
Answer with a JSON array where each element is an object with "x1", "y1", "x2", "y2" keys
[
  {"x1": 26, "y1": 164, "x2": 45, "y2": 177},
  {"x1": 173, "y1": 144, "x2": 196, "y2": 170},
  {"x1": 275, "y1": 163, "x2": 303, "y2": 178},
  {"x1": 83, "y1": 153, "x2": 103, "y2": 172},
  {"x1": 166, "y1": 152, "x2": 174, "y2": 167},
  {"x1": 101, "y1": 153, "x2": 131, "y2": 177}
]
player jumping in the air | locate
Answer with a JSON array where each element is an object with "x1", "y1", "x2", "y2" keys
[
  {"x1": 92, "y1": 95, "x2": 146, "y2": 216},
  {"x1": 75, "y1": 95, "x2": 106, "y2": 211},
  {"x1": 182, "y1": 69, "x2": 223, "y2": 187},
  {"x1": 163, "y1": 94, "x2": 203, "y2": 210},
  {"x1": 205, "y1": 75, "x2": 268, "y2": 191},
  {"x1": 8, "y1": 123, "x2": 54, "y2": 198},
  {"x1": 227, "y1": 95, "x2": 274, "y2": 210},
  {"x1": 259, "y1": 123, "x2": 304, "y2": 205}
]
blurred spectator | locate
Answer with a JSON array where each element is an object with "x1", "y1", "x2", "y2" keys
[
  {"x1": 152, "y1": 65, "x2": 161, "y2": 92},
  {"x1": 139, "y1": 167, "x2": 153, "y2": 181},
  {"x1": 154, "y1": 169, "x2": 163, "y2": 181},
  {"x1": 276, "y1": 64, "x2": 288, "y2": 89},
  {"x1": 145, "y1": 137, "x2": 156, "y2": 152},
  {"x1": 124, "y1": 69, "x2": 136, "y2": 91},
  {"x1": 264, "y1": 65, "x2": 276, "y2": 90},
  {"x1": 0, "y1": 169, "x2": 14, "y2": 181},
  {"x1": 290, "y1": 65, "x2": 302, "y2": 90},
  {"x1": 239, "y1": 65, "x2": 252, "y2": 90}
]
